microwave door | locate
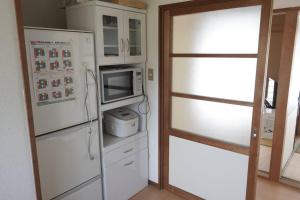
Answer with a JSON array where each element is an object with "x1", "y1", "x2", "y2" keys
[{"x1": 103, "y1": 71, "x2": 134, "y2": 103}]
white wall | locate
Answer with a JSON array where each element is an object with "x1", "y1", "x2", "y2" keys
[
  {"x1": 21, "y1": 0, "x2": 66, "y2": 29},
  {"x1": 274, "y1": 0, "x2": 300, "y2": 9},
  {"x1": 282, "y1": 110, "x2": 298, "y2": 168},
  {"x1": 0, "y1": 1, "x2": 37, "y2": 199},
  {"x1": 145, "y1": 0, "x2": 188, "y2": 183},
  {"x1": 145, "y1": 0, "x2": 300, "y2": 183}
]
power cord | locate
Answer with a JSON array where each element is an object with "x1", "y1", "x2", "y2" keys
[
  {"x1": 138, "y1": 92, "x2": 150, "y2": 115},
  {"x1": 84, "y1": 68, "x2": 97, "y2": 161},
  {"x1": 137, "y1": 77, "x2": 151, "y2": 164}
]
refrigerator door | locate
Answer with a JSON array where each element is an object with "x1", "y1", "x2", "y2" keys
[
  {"x1": 54, "y1": 177, "x2": 103, "y2": 200},
  {"x1": 24, "y1": 28, "x2": 97, "y2": 136},
  {"x1": 36, "y1": 121, "x2": 101, "y2": 200}
]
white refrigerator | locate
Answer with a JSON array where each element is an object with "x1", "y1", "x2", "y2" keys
[{"x1": 24, "y1": 28, "x2": 103, "y2": 200}]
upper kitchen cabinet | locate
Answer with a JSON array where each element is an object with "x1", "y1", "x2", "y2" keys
[{"x1": 66, "y1": 1, "x2": 146, "y2": 66}]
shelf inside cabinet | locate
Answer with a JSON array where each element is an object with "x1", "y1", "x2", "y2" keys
[
  {"x1": 103, "y1": 131, "x2": 147, "y2": 153},
  {"x1": 101, "y1": 95, "x2": 144, "y2": 112},
  {"x1": 104, "y1": 45, "x2": 118, "y2": 47}
]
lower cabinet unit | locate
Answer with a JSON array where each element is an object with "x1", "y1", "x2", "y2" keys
[{"x1": 103, "y1": 136, "x2": 149, "y2": 200}]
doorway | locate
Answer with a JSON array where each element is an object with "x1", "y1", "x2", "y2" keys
[
  {"x1": 257, "y1": 9, "x2": 300, "y2": 188},
  {"x1": 159, "y1": 0, "x2": 272, "y2": 199},
  {"x1": 258, "y1": 13, "x2": 284, "y2": 174},
  {"x1": 271, "y1": 9, "x2": 300, "y2": 186}
]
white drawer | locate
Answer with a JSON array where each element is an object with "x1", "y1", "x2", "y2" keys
[
  {"x1": 104, "y1": 136, "x2": 147, "y2": 167},
  {"x1": 104, "y1": 149, "x2": 148, "y2": 200}
]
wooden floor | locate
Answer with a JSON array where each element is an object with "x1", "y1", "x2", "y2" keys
[
  {"x1": 130, "y1": 178, "x2": 300, "y2": 200},
  {"x1": 256, "y1": 178, "x2": 300, "y2": 200}
]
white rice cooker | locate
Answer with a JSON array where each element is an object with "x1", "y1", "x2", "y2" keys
[{"x1": 104, "y1": 107, "x2": 139, "y2": 137}]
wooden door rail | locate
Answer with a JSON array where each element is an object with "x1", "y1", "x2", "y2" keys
[
  {"x1": 172, "y1": 92, "x2": 254, "y2": 107},
  {"x1": 169, "y1": 0, "x2": 263, "y2": 16},
  {"x1": 170, "y1": 129, "x2": 250, "y2": 155},
  {"x1": 171, "y1": 53, "x2": 258, "y2": 58}
]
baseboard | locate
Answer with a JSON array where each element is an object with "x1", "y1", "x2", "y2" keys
[
  {"x1": 167, "y1": 185, "x2": 204, "y2": 200},
  {"x1": 148, "y1": 180, "x2": 160, "y2": 189},
  {"x1": 258, "y1": 170, "x2": 270, "y2": 179},
  {"x1": 280, "y1": 177, "x2": 300, "y2": 190}
]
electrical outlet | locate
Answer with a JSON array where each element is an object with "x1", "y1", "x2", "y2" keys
[{"x1": 148, "y1": 68, "x2": 154, "y2": 81}]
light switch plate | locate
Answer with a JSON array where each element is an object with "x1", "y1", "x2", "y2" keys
[{"x1": 148, "y1": 68, "x2": 154, "y2": 81}]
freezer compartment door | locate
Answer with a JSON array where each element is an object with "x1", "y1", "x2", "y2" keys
[
  {"x1": 36, "y1": 121, "x2": 101, "y2": 200},
  {"x1": 54, "y1": 177, "x2": 103, "y2": 200},
  {"x1": 24, "y1": 28, "x2": 97, "y2": 136}
]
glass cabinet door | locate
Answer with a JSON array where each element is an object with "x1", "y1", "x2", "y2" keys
[
  {"x1": 125, "y1": 12, "x2": 146, "y2": 64},
  {"x1": 128, "y1": 18, "x2": 142, "y2": 56},
  {"x1": 96, "y1": 7, "x2": 124, "y2": 65},
  {"x1": 103, "y1": 15, "x2": 120, "y2": 57}
]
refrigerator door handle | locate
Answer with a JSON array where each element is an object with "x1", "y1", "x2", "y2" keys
[{"x1": 88, "y1": 126, "x2": 95, "y2": 160}]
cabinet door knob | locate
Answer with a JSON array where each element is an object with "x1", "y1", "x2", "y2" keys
[
  {"x1": 121, "y1": 38, "x2": 124, "y2": 52},
  {"x1": 127, "y1": 38, "x2": 130, "y2": 53}
]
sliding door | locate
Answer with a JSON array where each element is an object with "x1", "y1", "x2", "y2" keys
[{"x1": 160, "y1": 1, "x2": 272, "y2": 200}]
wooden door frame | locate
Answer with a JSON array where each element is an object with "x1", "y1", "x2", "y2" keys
[
  {"x1": 13, "y1": 0, "x2": 42, "y2": 199},
  {"x1": 269, "y1": 10, "x2": 299, "y2": 181},
  {"x1": 158, "y1": 0, "x2": 272, "y2": 199},
  {"x1": 274, "y1": 7, "x2": 300, "y2": 15},
  {"x1": 258, "y1": 9, "x2": 300, "y2": 188}
]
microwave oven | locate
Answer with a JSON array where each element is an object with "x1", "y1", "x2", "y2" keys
[{"x1": 99, "y1": 67, "x2": 143, "y2": 104}]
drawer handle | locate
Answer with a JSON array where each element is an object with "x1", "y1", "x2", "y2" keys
[
  {"x1": 123, "y1": 148, "x2": 134, "y2": 154},
  {"x1": 124, "y1": 161, "x2": 134, "y2": 166}
]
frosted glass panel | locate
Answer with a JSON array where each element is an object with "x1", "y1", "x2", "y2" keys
[
  {"x1": 169, "y1": 136, "x2": 248, "y2": 200},
  {"x1": 103, "y1": 15, "x2": 119, "y2": 57},
  {"x1": 172, "y1": 97, "x2": 253, "y2": 146},
  {"x1": 172, "y1": 58, "x2": 257, "y2": 102},
  {"x1": 173, "y1": 6, "x2": 262, "y2": 54}
]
